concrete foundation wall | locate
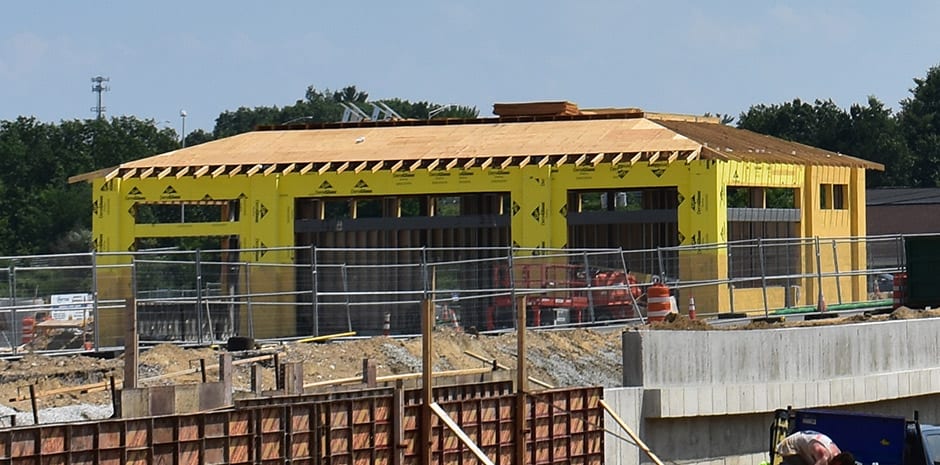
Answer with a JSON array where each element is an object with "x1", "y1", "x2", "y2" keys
[{"x1": 607, "y1": 318, "x2": 940, "y2": 465}]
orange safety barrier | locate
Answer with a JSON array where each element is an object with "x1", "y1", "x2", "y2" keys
[
  {"x1": 647, "y1": 281, "x2": 672, "y2": 322},
  {"x1": 21, "y1": 315, "x2": 35, "y2": 345},
  {"x1": 893, "y1": 272, "x2": 908, "y2": 309}
]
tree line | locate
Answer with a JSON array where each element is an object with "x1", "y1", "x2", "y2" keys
[{"x1": 1, "y1": 67, "x2": 939, "y2": 256}]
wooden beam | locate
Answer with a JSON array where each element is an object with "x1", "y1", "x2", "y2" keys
[
  {"x1": 555, "y1": 154, "x2": 568, "y2": 167},
  {"x1": 157, "y1": 167, "x2": 173, "y2": 179},
  {"x1": 390, "y1": 160, "x2": 403, "y2": 173},
  {"x1": 121, "y1": 168, "x2": 138, "y2": 180},
  {"x1": 500, "y1": 157, "x2": 513, "y2": 170},
  {"x1": 354, "y1": 161, "x2": 368, "y2": 173},
  {"x1": 463, "y1": 158, "x2": 476, "y2": 169},
  {"x1": 519, "y1": 155, "x2": 531, "y2": 168},
  {"x1": 480, "y1": 157, "x2": 493, "y2": 170},
  {"x1": 629, "y1": 153, "x2": 642, "y2": 166},
  {"x1": 228, "y1": 165, "x2": 243, "y2": 177},
  {"x1": 193, "y1": 166, "x2": 210, "y2": 178},
  {"x1": 103, "y1": 167, "x2": 120, "y2": 182},
  {"x1": 445, "y1": 158, "x2": 459, "y2": 170},
  {"x1": 335, "y1": 161, "x2": 349, "y2": 174},
  {"x1": 591, "y1": 153, "x2": 605, "y2": 166},
  {"x1": 263, "y1": 164, "x2": 278, "y2": 176},
  {"x1": 409, "y1": 159, "x2": 422, "y2": 171},
  {"x1": 601, "y1": 399, "x2": 667, "y2": 465},
  {"x1": 426, "y1": 159, "x2": 440, "y2": 171},
  {"x1": 647, "y1": 151, "x2": 661, "y2": 164},
  {"x1": 282, "y1": 163, "x2": 296, "y2": 175},
  {"x1": 246, "y1": 164, "x2": 263, "y2": 176},
  {"x1": 211, "y1": 166, "x2": 227, "y2": 178},
  {"x1": 317, "y1": 162, "x2": 331, "y2": 175},
  {"x1": 299, "y1": 162, "x2": 314, "y2": 175},
  {"x1": 574, "y1": 153, "x2": 587, "y2": 166},
  {"x1": 175, "y1": 166, "x2": 190, "y2": 179},
  {"x1": 371, "y1": 160, "x2": 385, "y2": 173},
  {"x1": 611, "y1": 153, "x2": 624, "y2": 165},
  {"x1": 538, "y1": 155, "x2": 551, "y2": 168},
  {"x1": 666, "y1": 150, "x2": 679, "y2": 164},
  {"x1": 685, "y1": 148, "x2": 701, "y2": 164},
  {"x1": 140, "y1": 167, "x2": 155, "y2": 179}
]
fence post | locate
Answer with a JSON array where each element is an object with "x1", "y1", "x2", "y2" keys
[
  {"x1": 245, "y1": 262, "x2": 254, "y2": 339},
  {"x1": 91, "y1": 250, "x2": 99, "y2": 351},
  {"x1": 656, "y1": 247, "x2": 666, "y2": 282},
  {"x1": 9, "y1": 263, "x2": 17, "y2": 352},
  {"x1": 832, "y1": 239, "x2": 843, "y2": 304},
  {"x1": 814, "y1": 236, "x2": 825, "y2": 311},
  {"x1": 727, "y1": 246, "x2": 736, "y2": 315},
  {"x1": 759, "y1": 238, "x2": 769, "y2": 317},
  {"x1": 310, "y1": 245, "x2": 318, "y2": 337},
  {"x1": 195, "y1": 249, "x2": 203, "y2": 344},
  {"x1": 341, "y1": 263, "x2": 352, "y2": 332},
  {"x1": 583, "y1": 251, "x2": 595, "y2": 322},
  {"x1": 507, "y1": 247, "x2": 517, "y2": 330}
]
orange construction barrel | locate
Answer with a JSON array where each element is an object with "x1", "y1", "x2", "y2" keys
[
  {"x1": 647, "y1": 282, "x2": 672, "y2": 322},
  {"x1": 21, "y1": 315, "x2": 35, "y2": 345}
]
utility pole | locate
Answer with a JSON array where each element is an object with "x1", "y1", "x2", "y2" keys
[{"x1": 90, "y1": 76, "x2": 110, "y2": 119}]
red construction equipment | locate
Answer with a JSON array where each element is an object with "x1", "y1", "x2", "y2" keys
[{"x1": 485, "y1": 263, "x2": 644, "y2": 330}]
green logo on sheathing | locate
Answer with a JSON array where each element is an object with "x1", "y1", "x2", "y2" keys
[{"x1": 351, "y1": 179, "x2": 372, "y2": 194}]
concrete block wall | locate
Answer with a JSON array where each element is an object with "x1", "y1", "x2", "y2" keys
[{"x1": 607, "y1": 318, "x2": 940, "y2": 465}]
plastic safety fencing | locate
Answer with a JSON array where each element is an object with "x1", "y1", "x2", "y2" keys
[{"x1": 0, "y1": 234, "x2": 919, "y2": 353}]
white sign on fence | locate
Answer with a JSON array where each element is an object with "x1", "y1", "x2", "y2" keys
[{"x1": 49, "y1": 293, "x2": 93, "y2": 321}]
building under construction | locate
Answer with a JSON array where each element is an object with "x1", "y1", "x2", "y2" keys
[{"x1": 70, "y1": 101, "x2": 882, "y2": 344}]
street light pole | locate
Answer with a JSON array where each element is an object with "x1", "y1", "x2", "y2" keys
[{"x1": 180, "y1": 109, "x2": 188, "y2": 148}]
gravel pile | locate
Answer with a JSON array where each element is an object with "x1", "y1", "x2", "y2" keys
[{"x1": 0, "y1": 403, "x2": 112, "y2": 426}]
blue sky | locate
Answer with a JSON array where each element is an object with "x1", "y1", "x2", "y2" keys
[{"x1": 3, "y1": 1, "x2": 939, "y2": 134}]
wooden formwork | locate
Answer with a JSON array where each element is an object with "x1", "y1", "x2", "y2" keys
[{"x1": 0, "y1": 382, "x2": 603, "y2": 465}]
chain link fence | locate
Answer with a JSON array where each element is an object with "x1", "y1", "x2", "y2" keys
[{"x1": 0, "y1": 234, "x2": 919, "y2": 353}]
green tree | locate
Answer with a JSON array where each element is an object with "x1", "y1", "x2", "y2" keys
[
  {"x1": 898, "y1": 64, "x2": 940, "y2": 187},
  {"x1": 847, "y1": 97, "x2": 912, "y2": 187}
]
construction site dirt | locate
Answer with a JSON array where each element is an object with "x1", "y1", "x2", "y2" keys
[{"x1": 0, "y1": 306, "x2": 935, "y2": 423}]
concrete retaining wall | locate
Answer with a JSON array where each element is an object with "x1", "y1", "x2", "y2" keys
[{"x1": 607, "y1": 318, "x2": 940, "y2": 465}]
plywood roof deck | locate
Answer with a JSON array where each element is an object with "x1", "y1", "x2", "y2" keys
[{"x1": 69, "y1": 103, "x2": 883, "y2": 183}]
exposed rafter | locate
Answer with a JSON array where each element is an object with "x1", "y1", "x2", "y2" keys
[
  {"x1": 175, "y1": 166, "x2": 191, "y2": 179},
  {"x1": 299, "y1": 163, "x2": 314, "y2": 175},
  {"x1": 282, "y1": 163, "x2": 296, "y2": 175},
  {"x1": 610, "y1": 153, "x2": 624, "y2": 165},
  {"x1": 538, "y1": 155, "x2": 551, "y2": 168},
  {"x1": 211, "y1": 166, "x2": 227, "y2": 178},
  {"x1": 464, "y1": 158, "x2": 476, "y2": 170},
  {"x1": 500, "y1": 157, "x2": 513, "y2": 170},
  {"x1": 445, "y1": 158, "x2": 459, "y2": 170},
  {"x1": 104, "y1": 167, "x2": 120, "y2": 182},
  {"x1": 246, "y1": 164, "x2": 263, "y2": 176},
  {"x1": 317, "y1": 162, "x2": 331, "y2": 175},
  {"x1": 194, "y1": 166, "x2": 210, "y2": 178},
  {"x1": 555, "y1": 155, "x2": 568, "y2": 167},
  {"x1": 591, "y1": 153, "x2": 605, "y2": 166},
  {"x1": 519, "y1": 155, "x2": 531, "y2": 168},
  {"x1": 481, "y1": 157, "x2": 493, "y2": 170},
  {"x1": 647, "y1": 151, "x2": 661, "y2": 164},
  {"x1": 228, "y1": 165, "x2": 243, "y2": 177},
  {"x1": 335, "y1": 161, "x2": 349, "y2": 174},
  {"x1": 121, "y1": 168, "x2": 138, "y2": 180},
  {"x1": 574, "y1": 154, "x2": 587, "y2": 166},
  {"x1": 354, "y1": 161, "x2": 368, "y2": 173},
  {"x1": 263, "y1": 164, "x2": 278, "y2": 176},
  {"x1": 409, "y1": 159, "x2": 422, "y2": 172},
  {"x1": 426, "y1": 159, "x2": 440, "y2": 171},
  {"x1": 156, "y1": 167, "x2": 172, "y2": 179},
  {"x1": 629, "y1": 153, "x2": 642, "y2": 166},
  {"x1": 685, "y1": 148, "x2": 701, "y2": 164},
  {"x1": 666, "y1": 151, "x2": 679, "y2": 164},
  {"x1": 371, "y1": 160, "x2": 385, "y2": 173},
  {"x1": 390, "y1": 160, "x2": 403, "y2": 173},
  {"x1": 140, "y1": 167, "x2": 155, "y2": 179}
]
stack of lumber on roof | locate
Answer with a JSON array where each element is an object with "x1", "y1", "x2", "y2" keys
[{"x1": 493, "y1": 101, "x2": 580, "y2": 117}]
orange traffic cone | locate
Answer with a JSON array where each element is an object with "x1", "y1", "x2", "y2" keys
[{"x1": 688, "y1": 296, "x2": 697, "y2": 320}]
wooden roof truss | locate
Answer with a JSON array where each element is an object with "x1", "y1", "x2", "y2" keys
[{"x1": 104, "y1": 150, "x2": 700, "y2": 180}]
